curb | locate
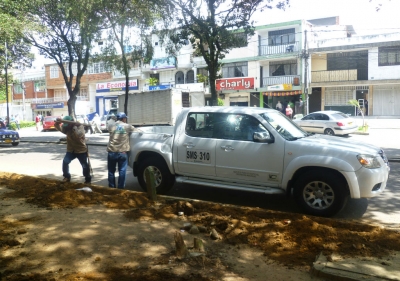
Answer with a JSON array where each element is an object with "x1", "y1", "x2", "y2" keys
[{"x1": 312, "y1": 252, "x2": 400, "y2": 281}]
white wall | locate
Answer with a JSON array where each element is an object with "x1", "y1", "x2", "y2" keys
[{"x1": 368, "y1": 47, "x2": 400, "y2": 80}]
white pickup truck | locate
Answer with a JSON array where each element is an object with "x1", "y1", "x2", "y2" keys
[{"x1": 128, "y1": 107, "x2": 390, "y2": 217}]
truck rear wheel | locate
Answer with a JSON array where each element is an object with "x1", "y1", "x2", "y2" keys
[
  {"x1": 294, "y1": 171, "x2": 347, "y2": 217},
  {"x1": 137, "y1": 157, "x2": 175, "y2": 194}
]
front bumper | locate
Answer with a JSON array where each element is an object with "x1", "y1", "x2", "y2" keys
[
  {"x1": 355, "y1": 163, "x2": 390, "y2": 198},
  {"x1": 0, "y1": 138, "x2": 20, "y2": 144}
]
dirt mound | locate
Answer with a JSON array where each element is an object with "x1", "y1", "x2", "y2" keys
[{"x1": 1, "y1": 172, "x2": 400, "y2": 280}]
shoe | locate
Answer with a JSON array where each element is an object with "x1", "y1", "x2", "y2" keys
[
  {"x1": 63, "y1": 177, "x2": 70, "y2": 182},
  {"x1": 84, "y1": 181, "x2": 91, "y2": 185}
]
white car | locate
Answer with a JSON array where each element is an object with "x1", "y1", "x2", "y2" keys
[
  {"x1": 293, "y1": 110, "x2": 358, "y2": 136},
  {"x1": 99, "y1": 116, "x2": 107, "y2": 132}
]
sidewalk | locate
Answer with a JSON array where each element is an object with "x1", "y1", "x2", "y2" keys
[{"x1": 312, "y1": 252, "x2": 400, "y2": 281}]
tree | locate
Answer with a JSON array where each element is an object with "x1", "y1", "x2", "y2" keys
[
  {"x1": 0, "y1": 0, "x2": 34, "y2": 102},
  {"x1": 24, "y1": 0, "x2": 104, "y2": 118},
  {"x1": 348, "y1": 99, "x2": 367, "y2": 131},
  {"x1": 163, "y1": 0, "x2": 289, "y2": 105},
  {"x1": 98, "y1": 0, "x2": 156, "y2": 114}
]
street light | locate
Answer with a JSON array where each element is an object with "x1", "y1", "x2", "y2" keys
[{"x1": 4, "y1": 41, "x2": 10, "y2": 128}]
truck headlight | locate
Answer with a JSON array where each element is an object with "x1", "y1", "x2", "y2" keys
[{"x1": 357, "y1": 154, "x2": 381, "y2": 169}]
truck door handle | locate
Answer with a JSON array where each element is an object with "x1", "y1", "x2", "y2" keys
[
  {"x1": 183, "y1": 142, "x2": 195, "y2": 148},
  {"x1": 220, "y1": 145, "x2": 234, "y2": 151}
]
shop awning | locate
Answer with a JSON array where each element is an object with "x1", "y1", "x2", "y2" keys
[{"x1": 264, "y1": 90, "x2": 302, "y2": 96}]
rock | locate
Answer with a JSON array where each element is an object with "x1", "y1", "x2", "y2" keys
[
  {"x1": 198, "y1": 225, "x2": 207, "y2": 233},
  {"x1": 210, "y1": 228, "x2": 220, "y2": 240},
  {"x1": 189, "y1": 225, "x2": 200, "y2": 234},
  {"x1": 183, "y1": 223, "x2": 192, "y2": 230},
  {"x1": 17, "y1": 229, "x2": 27, "y2": 235}
]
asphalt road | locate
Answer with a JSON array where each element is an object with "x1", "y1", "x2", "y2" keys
[{"x1": 1, "y1": 119, "x2": 399, "y2": 230}]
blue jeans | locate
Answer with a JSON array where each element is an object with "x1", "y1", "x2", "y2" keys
[
  {"x1": 108, "y1": 152, "x2": 128, "y2": 189},
  {"x1": 63, "y1": 152, "x2": 91, "y2": 182}
]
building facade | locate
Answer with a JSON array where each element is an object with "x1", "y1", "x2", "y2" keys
[{"x1": 309, "y1": 27, "x2": 400, "y2": 116}]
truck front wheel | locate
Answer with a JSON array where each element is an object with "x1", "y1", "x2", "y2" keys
[
  {"x1": 137, "y1": 157, "x2": 175, "y2": 194},
  {"x1": 294, "y1": 171, "x2": 347, "y2": 217}
]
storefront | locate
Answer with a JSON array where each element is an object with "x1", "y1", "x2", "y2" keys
[
  {"x1": 95, "y1": 79, "x2": 139, "y2": 116},
  {"x1": 32, "y1": 102, "x2": 66, "y2": 118},
  {"x1": 216, "y1": 77, "x2": 256, "y2": 107}
]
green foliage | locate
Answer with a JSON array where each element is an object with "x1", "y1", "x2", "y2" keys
[
  {"x1": 163, "y1": 0, "x2": 288, "y2": 105},
  {"x1": 147, "y1": 77, "x2": 159, "y2": 86},
  {"x1": 348, "y1": 99, "x2": 366, "y2": 127},
  {"x1": 217, "y1": 98, "x2": 224, "y2": 106},
  {"x1": 25, "y1": 0, "x2": 105, "y2": 117},
  {"x1": 196, "y1": 73, "x2": 208, "y2": 85}
]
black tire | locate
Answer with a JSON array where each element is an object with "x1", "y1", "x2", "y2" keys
[
  {"x1": 137, "y1": 157, "x2": 175, "y2": 194},
  {"x1": 11, "y1": 142, "x2": 19, "y2": 146},
  {"x1": 324, "y1": 128, "x2": 335, "y2": 135},
  {"x1": 294, "y1": 171, "x2": 347, "y2": 217}
]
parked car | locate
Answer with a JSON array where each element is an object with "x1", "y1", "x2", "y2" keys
[
  {"x1": 293, "y1": 110, "x2": 358, "y2": 136},
  {"x1": 42, "y1": 116, "x2": 61, "y2": 131},
  {"x1": 0, "y1": 121, "x2": 20, "y2": 146},
  {"x1": 99, "y1": 116, "x2": 107, "y2": 132}
]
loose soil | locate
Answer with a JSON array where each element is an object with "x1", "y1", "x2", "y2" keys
[{"x1": 1, "y1": 172, "x2": 400, "y2": 281}]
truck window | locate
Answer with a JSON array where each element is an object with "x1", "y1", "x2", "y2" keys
[{"x1": 185, "y1": 113, "x2": 269, "y2": 141}]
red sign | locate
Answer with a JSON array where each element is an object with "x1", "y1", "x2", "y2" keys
[{"x1": 216, "y1": 77, "x2": 255, "y2": 91}]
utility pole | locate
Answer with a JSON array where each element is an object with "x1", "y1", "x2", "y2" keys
[
  {"x1": 5, "y1": 41, "x2": 10, "y2": 128},
  {"x1": 299, "y1": 30, "x2": 310, "y2": 115}
]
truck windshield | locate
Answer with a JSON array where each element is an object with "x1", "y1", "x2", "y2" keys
[{"x1": 260, "y1": 111, "x2": 309, "y2": 140}]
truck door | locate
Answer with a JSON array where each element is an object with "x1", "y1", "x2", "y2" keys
[
  {"x1": 215, "y1": 114, "x2": 284, "y2": 187},
  {"x1": 175, "y1": 113, "x2": 217, "y2": 177}
]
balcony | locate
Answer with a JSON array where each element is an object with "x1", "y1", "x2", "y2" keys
[
  {"x1": 262, "y1": 75, "x2": 301, "y2": 87},
  {"x1": 259, "y1": 41, "x2": 299, "y2": 56},
  {"x1": 311, "y1": 69, "x2": 357, "y2": 83}
]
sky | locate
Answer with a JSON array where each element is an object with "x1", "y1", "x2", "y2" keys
[{"x1": 253, "y1": 0, "x2": 400, "y2": 35}]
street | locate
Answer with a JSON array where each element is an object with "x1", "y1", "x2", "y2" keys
[{"x1": 1, "y1": 119, "x2": 400, "y2": 230}]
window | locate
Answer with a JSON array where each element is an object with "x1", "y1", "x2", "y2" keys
[
  {"x1": 50, "y1": 66, "x2": 59, "y2": 78},
  {"x1": 185, "y1": 113, "x2": 268, "y2": 141},
  {"x1": 379, "y1": 46, "x2": 400, "y2": 66},
  {"x1": 65, "y1": 63, "x2": 78, "y2": 76},
  {"x1": 88, "y1": 62, "x2": 109, "y2": 74},
  {"x1": 14, "y1": 84, "x2": 23, "y2": 94},
  {"x1": 186, "y1": 70, "x2": 195, "y2": 83},
  {"x1": 270, "y1": 60, "x2": 297, "y2": 76},
  {"x1": 54, "y1": 89, "x2": 68, "y2": 101},
  {"x1": 34, "y1": 81, "x2": 46, "y2": 92},
  {"x1": 77, "y1": 88, "x2": 88, "y2": 100},
  {"x1": 268, "y1": 28, "x2": 295, "y2": 46},
  {"x1": 222, "y1": 62, "x2": 248, "y2": 78},
  {"x1": 175, "y1": 71, "x2": 184, "y2": 84}
]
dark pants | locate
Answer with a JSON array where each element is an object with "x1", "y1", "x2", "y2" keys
[
  {"x1": 63, "y1": 152, "x2": 91, "y2": 182},
  {"x1": 107, "y1": 152, "x2": 128, "y2": 189}
]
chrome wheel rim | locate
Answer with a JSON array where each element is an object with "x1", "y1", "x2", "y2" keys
[
  {"x1": 143, "y1": 166, "x2": 162, "y2": 187},
  {"x1": 303, "y1": 181, "x2": 335, "y2": 210},
  {"x1": 325, "y1": 129, "x2": 334, "y2": 135}
]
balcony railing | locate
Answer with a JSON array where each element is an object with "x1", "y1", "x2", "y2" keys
[
  {"x1": 262, "y1": 75, "x2": 301, "y2": 87},
  {"x1": 259, "y1": 41, "x2": 299, "y2": 56},
  {"x1": 311, "y1": 69, "x2": 357, "y2": 83}
]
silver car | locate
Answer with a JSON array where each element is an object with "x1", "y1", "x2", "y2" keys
[{"x1": 293, "y1": 111, "x2": 358, "y2": 136}]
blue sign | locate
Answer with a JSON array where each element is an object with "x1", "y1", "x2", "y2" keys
[
  {"x1": 149, "y1": 84, "x2": 172, "y2": 91},
  {"x1": 36, "y1": 102, "x2": 64, "y2": 109}
]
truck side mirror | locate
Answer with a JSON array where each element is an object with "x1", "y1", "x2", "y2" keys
[{"x1": 254, "y1": 131, "x2": 274, "y2": 143}]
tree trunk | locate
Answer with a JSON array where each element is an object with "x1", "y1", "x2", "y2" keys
[{"x1": 174, "y1": 231, "x2": 188, "y2": 258}]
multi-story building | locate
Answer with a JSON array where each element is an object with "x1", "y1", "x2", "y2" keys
[
  {"x1": 192, "y1": 20, "x2": 307, "y2": 115},
  {"x1": 309, "y1": 25, "x2": 400, "y2": 116},
  {"x1": 11, "y1": 68, "x2": 46, "y2": 121}
]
